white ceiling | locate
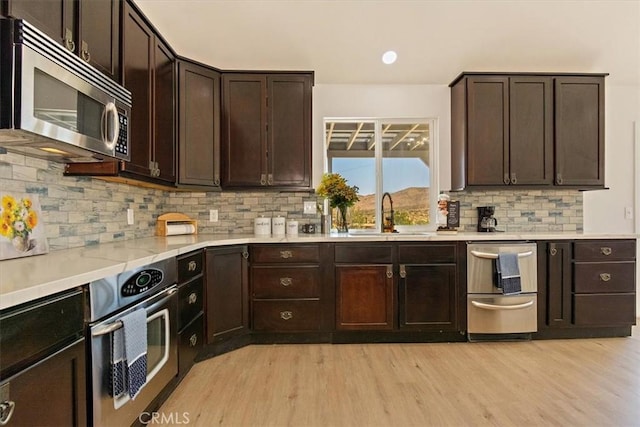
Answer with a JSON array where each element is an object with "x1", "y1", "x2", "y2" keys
[{"x1": 135, "y1": 0, "x2": 640, "y2": 86}]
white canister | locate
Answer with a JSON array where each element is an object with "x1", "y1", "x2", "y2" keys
[
  {"x1": 286, "y1": 220, "x2": 298, "y2": 236},
  {"x1": 272, "y1": 216, "x2": 286, "y2": 235},
  {"x1": 254, "y1": 216, "x2": 271, "y2": 235}
]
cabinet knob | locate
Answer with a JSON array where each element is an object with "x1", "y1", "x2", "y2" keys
[
  {"x1": 599, "y1": 273, "x2": 612, "y2": 282},
  {"x1": 386, "y1": 265, "x2": 393, "y2": 279},
  {"x1": 556, "y1": 173, "x2": 564, "y2": 185},
  {"x1": 267, "y1": 174, "x2": 274, "y2": 185},
  {"x1": 549, "y1": 245, "x2": 558, "y2": 256},
  {"x1": 188, "y1": 260, "x2": 197, "y2": 272},
  {"x1": 189, "y1": 333, "x2": 198, "y2": 347},
  {"x1": 503, "y1": 174, "x2": 510, "y2": 185},
  {"x1": 399, "y1": 265, "x2": 406, "y2": 279},
  {"x1": 280, "y1": 277, "x2": 293, "y2": 287},
  {"x1": 510, "y1": 173, "x2": 517, "y2": 185},
  {"x1": 81, "y1": 40, "x2": 91, "y2": 62},
  {"x1": 280, "y1": 250, "x2": 293, "y2": 259},
  {"x1": 280, "y1": 311, "x2": 293, "y2": 321},
  {"x1": 188, "y1": 292, "x2": 198, "y2": 304},
  {"x1": 242, "y1": 251, "x2": 249, "y2": 259},
  {"x1": 600, "y1": 247, "x2": 612, "y2": 256},
  {"x1": 63, "y1": 28, "x2": 75, "y2": 52},
  {"x1": 0, "y1": 400, "x2": 16, "y2": 425},
  {"x1": 260, "y1": 174, "x2": 267, "y2": 186}
]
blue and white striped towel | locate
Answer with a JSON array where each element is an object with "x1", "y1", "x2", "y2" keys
[{"x1": 121, "y1": 308, "x2": 148, "y2": 399}]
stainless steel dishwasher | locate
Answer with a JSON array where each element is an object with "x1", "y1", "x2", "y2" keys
[{"x1": 467, "y1": 242, "x2": 538, "y2": 340}]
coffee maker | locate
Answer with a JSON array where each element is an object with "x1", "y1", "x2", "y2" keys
[{"x1": 477, "y1": 206, "x2": 498, "y2": 232}]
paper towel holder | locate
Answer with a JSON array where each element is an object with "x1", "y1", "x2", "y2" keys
[{"x1": 156, "y1": 212, "x2": 198, "y2": 236}]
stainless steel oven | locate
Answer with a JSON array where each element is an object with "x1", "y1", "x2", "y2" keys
[
  {"x1": 88, "y1": 258, "x2": 177, "y2": 427},
  {"x1": 0, "y1": 18, "x2": 131, "y2": 162},
  {"x1": 467, "y1": 242, "x2": 538, "y2": 340}
]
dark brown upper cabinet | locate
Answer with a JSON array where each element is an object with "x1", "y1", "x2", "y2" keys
[
  {"x1": 450, "y1": 72, "x2": 606, "y2": 191},
  {"x1": 3, "y1": 0, "x2": 120, "y2": 81},
  {"x1": 177, "y1": 59, "x2": 221, "y2": 188},
  {"x1": 65, "y1": 1, "x2": 176, "y2": 185},
  {"x1": 221, "y1": 72, "x2": 313, "y2": 190},
  {"x1": 554, "y1": 77, "x2": 605, "y2": 187}
]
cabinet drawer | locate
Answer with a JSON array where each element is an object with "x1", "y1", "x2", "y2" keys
[
  {"x1": 573, "y1": 294, "x2": 636, "y2": 326},
  {"x1": 252, "y1": 300, "x2": 321, "y2": 331},
  {"x1": 335, "y1": 244, "x2": 393, "y2": 263},
  {"x1": 178, "y1": 276, "x2": 204, "y2": 331},
  {"x1": 251, "y1": 245, "x2": 319, "y2": 263},
  {"x1": 177, "y1": 251, "x2": 204, "y2": 283},
  {"x1": 178, "y1": 313, "x2": 204, "y2": 377},
  {"x1": 0, "y1": 289, "x2": 85, "y2": 377},
  {"x1": 574, "y1": 262, "x2": 636, "y2": 293},
  {"x1": 252, "y1": 266, "x2": 320, "y2": 298},
  {"x1": 398, "y1": 244, "x2": 457, "y2": 264},
  {"x1": 574, "y1": 240, "x2": 636, "y2": 261}
]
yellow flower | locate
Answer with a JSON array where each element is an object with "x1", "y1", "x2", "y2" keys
[
  {"x1": 1, "y1": 210, "x2": 14, "y2": 225},
  {"x1": 26, "y1": 211, "x2": 38, "y2": 229},
  {"x1": 2, "y1": 195, "x2": 17, "y2": 212},
  {"x1": 0, "y1": 221, "x2": 11, "y2": 238},
  {"x1": 316, "y1": 173, "x2": 359, "y2": 209},
  {"x1": 22, "y1": 198, "x2": 32, "y2": 209}
]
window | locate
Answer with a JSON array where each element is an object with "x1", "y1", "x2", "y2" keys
[{"x1": 325, "y1": 118, "x2": 438, "y2": 233}]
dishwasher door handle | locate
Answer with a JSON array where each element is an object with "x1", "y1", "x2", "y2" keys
[
  {"x1": 470, "y1": 250, "x2": 534, "y2": 260},
  {"x1": 471, "y1": 300, "x2": 534, "y2": 311}
]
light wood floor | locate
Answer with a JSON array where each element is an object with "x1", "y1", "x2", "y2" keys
[{"x1": 161, "y1": 327, "x2": 640, "y2": 426}]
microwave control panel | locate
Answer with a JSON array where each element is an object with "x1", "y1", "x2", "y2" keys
[{"x1": 115, "y1": 114, "x2": 128, "y2": 159}]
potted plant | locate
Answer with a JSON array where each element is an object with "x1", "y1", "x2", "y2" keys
[{"x1": 316, "y1": 173, "x2": 359, "y2": 232}]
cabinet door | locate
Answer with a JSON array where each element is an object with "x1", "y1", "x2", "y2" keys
[
  {"x1": 79, "y1": 0, "x2": 120, "y2": 80},
  {"x1": 509, "y1": 77, "x2": 553, "y2": 185},
  {"x1": 542, "y1": 242, "x2": 573, "y2": 328},
  {"x1": 178, "y1": 61, "x2": 220, "y2": 187},
  {"x1": 221, "y1": 74, "x2": 267, "y2": 187},
  {"x1": 466, "y1": 76, "x2": 509, "y2": 186},
  {"x1": 335, "y1": 265, "x2": 394, "y2": 330},
  {"x1": 205, "y1": 246, "x2": 249, "y2": 343},
  {"x1": 554, "y1": 76, "x2": 605, "y2": 187},
  {"x1": 5, "y1": 0, "x2": 75, "y2": 49},
  {"x1": 0, "y1": 339, "x2": 86, "y2": 426},
  {"x1": 122, "y1": 2, "x2": 153, "y2": 178},
  {"x1": 399, "y1": 264, "x2": 457, "y2": 331},
  {"x1": 267, "y1": 74, "x2": 312, "y2": 188},
  {"x1": 153, "y1": 40, "x2": 176, "y2": 183}
]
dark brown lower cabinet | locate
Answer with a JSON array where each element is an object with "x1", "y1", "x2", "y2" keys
[
  {"x1": 399, "y1": 264, "x2": 457, "y2": 330},
  {"x1": 205, "y1": 245, "x2": 249, "y2": 343},
  {"x1": 0, "y1": 339, "x2": 86, "y2": 426},
  {"x1": 539, "y1": 241, "x2": 573, "y2": 329},
  {"x1": 335, "y1": 265, "x2": 394, "y2": 330}
]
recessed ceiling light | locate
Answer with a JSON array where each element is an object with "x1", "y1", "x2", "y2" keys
[{"x1": 382, "y1": 50, "x2": 397, "y2": 65}]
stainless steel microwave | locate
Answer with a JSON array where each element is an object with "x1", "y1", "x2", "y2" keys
[{"x1": 0, "y1": 18, "x2": 131, "y2": 162}]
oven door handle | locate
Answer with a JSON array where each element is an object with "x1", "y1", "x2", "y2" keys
[
  {"x1": 91, "y1": 286, "x2": 177, "y2": 337},
  {"x1": 470, "y1": 250, "x2": 534, "y2": 260},
  {"x1": 471, "y1": 300, "x2": 534, "y2": 311}
]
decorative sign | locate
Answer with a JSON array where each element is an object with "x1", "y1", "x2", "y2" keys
[
  {"x1": 447, "y1": 201, "x2": 460, "y2": 228},
  {"x1": 0, "y1": 192, "x2": 49, "y2": 260}
]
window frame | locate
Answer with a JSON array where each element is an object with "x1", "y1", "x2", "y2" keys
[{"x1": 324, "y1": 117, "x2": 439, "y2": 233}]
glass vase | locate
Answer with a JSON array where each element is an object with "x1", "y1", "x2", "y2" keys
[{"x1": 335, "y1": 205, "x2": 349, "y2": 233}]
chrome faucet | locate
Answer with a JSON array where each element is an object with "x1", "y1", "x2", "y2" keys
[{"x1": 381, "y1": 192, "x2": 396, "y2": 233}]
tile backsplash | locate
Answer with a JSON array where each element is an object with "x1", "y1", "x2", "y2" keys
[{"x1": 0, "y1": 152, "x2": 583, "y2": 251}]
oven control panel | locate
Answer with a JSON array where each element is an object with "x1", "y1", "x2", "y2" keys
[{"x1": 121, "y1": 268, "x2": 164, "y2": 297}]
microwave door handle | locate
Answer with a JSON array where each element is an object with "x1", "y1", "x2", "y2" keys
[
  {"x1": 470, "y1": 250, "x2": 534, "y2": 259},
  {"x1": 103, "y1": 102, "x2": 119, "y2": 150}
]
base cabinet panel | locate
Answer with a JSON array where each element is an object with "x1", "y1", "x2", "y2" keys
[
  {"x1": 573, "y1": 294, "x2": 636, "y2": 326},
  {"x1": 335, "y1": 265, "x2": 394, "y2": 330},
  {"x1": 399, "y1": 265, "x2": 457, "y2": 330}
]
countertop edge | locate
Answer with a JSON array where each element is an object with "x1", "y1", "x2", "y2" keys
[{"x1": 1, "y1": 232, "x2": 637, "y2": 311}]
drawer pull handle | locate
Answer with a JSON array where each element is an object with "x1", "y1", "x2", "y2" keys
[
  {"x1": 600, "y1": 273, "x2": 611, "y2": 282},
  {"x1": 188, "y1": 260, "x2": 197, "y2": 271},
  {"x1": 242, "y1": 251, "x2": 249, "y2": 259},
  {"x1": 280, "y1": 277, "x2": 293, "y2": 287},
  {"x1": 399, "y1": 265, "x2": 406, "y2": 279},
  {"x1": 280, "y1": 311, "x2": 293, "y2": 320},
  {"x1": 386, "y1": 265, "x2": 393, "y2": 279},
  {"x1": 600, "y1": 247, "x2": 612, "y2": 256},
  {"x1": 280, "y1": 250, "x2": 293, "y2": 259},
  {"x1": 550, "y1": 247, "x2": 557, "y2": 256},
  {"x1": 188, "y1": 292, "x2": 198, "y2": 304},
  {"x1": 0, "y1": 400, "x2": 16, "y2": 425},
  {"x1": 189, "y1": 334, "x2": 198, "y2": 347}
]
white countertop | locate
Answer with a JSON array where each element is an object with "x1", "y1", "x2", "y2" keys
[{"x1": 1, "y1": 231, "x2": 636, "y2": 311}]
